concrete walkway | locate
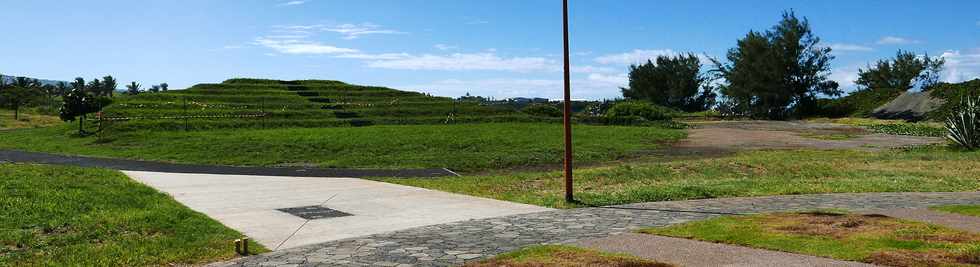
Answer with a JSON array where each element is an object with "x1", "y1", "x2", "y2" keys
[
  {"x1": 215, "y1": 192, "x2": 980, "y2": 267},
  {"x1": 576, "y1": 233, "x2": 874, "y2": 267},
  {"x1": 124, "y1": 171, "x2": 550, "y2": 250}
]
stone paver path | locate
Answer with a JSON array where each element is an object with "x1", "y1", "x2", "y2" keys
[
  {"x1": 213, "y1": 192, "x2": 980, "y2": 267},
  {"x1": 576, "y1": 233, "x2": 874, "y2": 267}
]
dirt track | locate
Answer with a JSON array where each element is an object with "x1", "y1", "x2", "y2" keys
[{"x1": 666, "y1": 120, "x2": 945, "y2": 157}]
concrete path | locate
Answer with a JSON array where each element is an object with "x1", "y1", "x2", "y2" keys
[
  {"x1": 0, "y1": 150, "x2": 455, "y2": 178},
  {"x1": 869, "y1": 208, "x2": 980, "y2": 234},
  {"x1": 124, "y1": 171, "x2": 550, "y2": 250},
  {"x1": 215, "y1": 192, "x2": 980, "y2": 267},
  {"x1": 576, "y1": 233, "x2": 874, "y2": 267}
]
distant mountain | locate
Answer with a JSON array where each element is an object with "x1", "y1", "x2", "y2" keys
[{"x1": 0, "y1": 74, "x2": 68, "y2": 87}]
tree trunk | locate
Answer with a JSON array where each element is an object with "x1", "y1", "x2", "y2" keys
[
  {"x1": 79, "y1": 115, "x2": 85, "y2": 135},
  {"x1": 13, "y1": 106, "x2": 18, "y2": 120}
]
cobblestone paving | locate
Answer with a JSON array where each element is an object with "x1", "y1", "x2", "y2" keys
[{"x1": 213, "y1": 192, "x2": 980, "y2": 267}]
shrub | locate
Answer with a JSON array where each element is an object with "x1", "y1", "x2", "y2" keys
[
  {"x1": 605, "y1": 101, "x2": 673, "y2": 122},
  {"x1": 928, "y1": 79, "x2": 980, "y2": 121},
  {"x1": 522, "y1": 103, "x2": 562, "y2": 117},
  {"x1": 946, "y1": 96, "x2": 980, "y2": 150}
]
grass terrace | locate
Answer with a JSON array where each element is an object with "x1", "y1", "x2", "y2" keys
[{"x1": 100, "y1": 78, "x2": 547, "y2": 132}]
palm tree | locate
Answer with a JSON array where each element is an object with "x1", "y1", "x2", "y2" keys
[
  {"x1": 126, "y1": 82, "x2": 141, "y2": 95},
  {"x1": 102, "y1": 75, "x2": 118, "y2": 97},
  {"x1": 56, "y1": 81, "x2": 70, "y2": 96},
  {"x1": 87, "y1": 79, "x2": 103, "y2": 96},
  {"x1": 70, "y1": 77, "x2": 86, "y2": 91}
]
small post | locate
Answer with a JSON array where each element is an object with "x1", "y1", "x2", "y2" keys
[
  {"x1": 234, "y1": 239, "x2": 242, "y2": 255},
  {"x1": 242, "y1": 237, "x2": 250, "y2": 255}
]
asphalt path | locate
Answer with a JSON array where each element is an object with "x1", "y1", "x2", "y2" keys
[{"x1": 0, "y1": 150, "x2": 457, "y2": 178}]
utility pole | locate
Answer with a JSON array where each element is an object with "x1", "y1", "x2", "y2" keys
[{"x1": 562, "y1": 0, "x2": 574, "y2": 202}]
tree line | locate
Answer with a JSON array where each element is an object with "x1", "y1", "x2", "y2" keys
[
  {"x1": 0, "y1": 74, "x2": 169, "y2": 134},
  {"x1": 621, "y1": 11, "x2": 945, "y2": 120}
]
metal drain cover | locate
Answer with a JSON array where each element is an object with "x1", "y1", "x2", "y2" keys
[{"x1": 277, "y1": 206, "x2": 353, "y2": 220}]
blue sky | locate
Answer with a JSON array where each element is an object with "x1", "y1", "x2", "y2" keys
[{"x1": 2, "y1": 0, "x2": 978, "y2": 100}]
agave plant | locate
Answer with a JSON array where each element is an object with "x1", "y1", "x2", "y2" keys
[{"x1": 946, "y1": 96, "x2": 980, "y2": 150}]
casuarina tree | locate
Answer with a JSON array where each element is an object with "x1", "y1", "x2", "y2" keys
[
  {"x1": 713, "y1": 11, "x2": 840, "y2": 119},
  {"x1": 856, "y1": 50, "x2": 945, "y2": 91},
  {"x1": 621, "y1": 54, "x2": 716, "y2": 112}
]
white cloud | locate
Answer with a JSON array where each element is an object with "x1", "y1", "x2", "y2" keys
[
  {"x1": 939, "y1": 49, "x2": 980, "y2": 83},
  {"x1": 254, "y1": 38, "x2": 358, "y2": 55},
  {"x1": 829, "y1": 66, "x2": 862, "y2": 92},
  {"x1": 587, "y1": 73, "x2": 628, "y2": 85},
  {"x1": 278, "y1": 0, "x2": 308, "y2": 6},
  {"x1": 594, "y1": 49, "x2": 678, "y2": 65},
  {"x1": 466, "y1": 19, "x2": 490, "y2": 25},
  {"x1": 399, "y1": 76, "x2": 624, "y2": 100},
  {"x1": 334, "y1": 53, "x2": 411, "y2": 60},
  {"x1": 270, "y1": 23, "x2": 404, "y2": 40},
  {"x1": 571, "y1": 65, "x2": 619, "y2": 74},
  {"x1": 322, "y1": 23, "x2": 405, "y2": 40},
  {"x1": 827, "y1": 43, "x2": 874, "y2": 52},
  {"x1": 434, "y1": 44, "x2": 458, "y2": 51},
  {"x1": 876, "y1": 36, "x2": 921, "y2": 45},
  {"x1": 365, "y1": 53, "x2": 559, "y2": 72}
]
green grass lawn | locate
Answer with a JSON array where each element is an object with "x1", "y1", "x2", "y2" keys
[
  {"x1": 931, "y1": 205, "x2": 980, "y2": 217},
  {"x1": 0, "y1": 123, "x2": 684, "y2": 172},
  {"x1": 0, "y1": 109, "x2": 61, "y2": 130},
  {"x1": 641, "y1": 212, "x2": 980, "y2": 266},
  {"x1": 0, "y1": 163, "x2": 264, "y2": 266},
  {"x1": 465, "y1": 245, "x2": 672, "y2": 267},
  {"x1": 379, "y1": 148, "x2": 980, "y2": 208}
]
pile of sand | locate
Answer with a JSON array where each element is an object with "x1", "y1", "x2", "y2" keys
[{"x1": 871, "y1": 91, "x2": 945, "y2": 121}]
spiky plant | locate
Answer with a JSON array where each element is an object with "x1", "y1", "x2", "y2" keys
[{"x1": 946, "y1": 96, "x2": 980, "y2": 150}]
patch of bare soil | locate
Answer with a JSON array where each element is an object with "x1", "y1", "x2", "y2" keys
[
  {"x1": 768, "y1": 212, "x2": 897, "y2": 240},
  {"x1": 665, "y1": 120, "x2": 945, "y2": 157},
  {"x1": 762, "y1": 212, "x2": 980, "y2": 267}
]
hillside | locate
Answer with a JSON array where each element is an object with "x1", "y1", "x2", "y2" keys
[
  {"x1": 0, "y1": 74, "x2": 67, "y2": 86},
  {"x1": 101, "y1": 78, "x2": 548, "y2": 131}
]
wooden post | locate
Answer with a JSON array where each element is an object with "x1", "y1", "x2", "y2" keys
[{"x1": 562, "y1": 0, "x2": 574, "y2": 202}]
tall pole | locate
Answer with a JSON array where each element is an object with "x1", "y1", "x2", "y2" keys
[{"x1": 562, "y1": 0, "x2": 574, "y2": 202}]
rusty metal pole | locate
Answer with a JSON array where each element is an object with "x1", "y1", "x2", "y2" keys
[{"x1": 562, "y1": 0, "x2": 574, "y2": 202}]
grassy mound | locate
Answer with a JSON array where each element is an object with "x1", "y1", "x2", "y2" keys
[{"x1": 101, "y1": 78, "x2": 547, "y2": 131}]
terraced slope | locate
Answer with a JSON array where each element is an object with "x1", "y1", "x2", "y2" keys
[{"x1": 102, "y1": 79, "x2": 546, "y2": 131}]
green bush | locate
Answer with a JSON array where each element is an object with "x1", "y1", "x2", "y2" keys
[
  {"x1": 522, "y1": 104, "x2": 562, "y2": 117},
  {"x1": 927, "y1": 79, "x2": 980, "y2": 121},
  {"x1": 605, "y1": 101, "x2": 673, "y2": 122}
]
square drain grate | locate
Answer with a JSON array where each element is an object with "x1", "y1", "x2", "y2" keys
[{"x1": 277, "y1": 205, "x2": 353, "y2": 220}]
